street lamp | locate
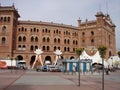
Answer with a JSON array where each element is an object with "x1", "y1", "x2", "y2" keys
[{"x1": 10, "y1": 57, "x2": 13, "y2": 73}]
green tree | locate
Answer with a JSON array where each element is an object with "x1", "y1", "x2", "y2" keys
[
  {"x1": 76, "y1": 48, "x2": 84, "y2": 56},
  {"x1": 117, "y1": 51, "x2": 120, "y2": 58},
  {"x1": 98, "y1": 46, "x2": 107, "y2": 58},
  {"x1": 75, "y1": 48, "x2": 84, "y2": 87},
  {"x1": 98, "y1": 46, "x2": 107, "y2": 90}
]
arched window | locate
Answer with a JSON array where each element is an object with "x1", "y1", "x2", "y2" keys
[
  {"x1": 23, "y1": 45, "x2": 26, "y2": 50},
  {"x1": 47, "y1": 46, "x2": 49, "y2": 51},
  {"x1": 22, "y1": 27, "x2": 24, "y2": 31},
  {"x1": 1, "y1": 37, "x2": 6, "y2": 44},
  {"x1": 35, "y1": 37, "x2": 38, "y2": 42},
  {"x1": 4, "y1": 17, "x2": 6, "y2": 22},
  {"x1": 18, "y1": 45, "x2": 22, "y2": 50},
  {"x1": 91, "y1": 31, "x2": 94, "y2": 35},
  {"x1": 8, "y1": 17, "x2": 10, "y2": 22},
  {"x1": 23, "y1": 36, "x2": 26, "y2": 42},
  {"x1": 64, "y1": 39, "x2": 66, "y2": 44},
  {"x1": 54, "y1": 46, "x2": 56, "y2": 51},
  {"x1": 82, "y1": 32, "x2": 85, "y2": 36},
  {"x1": 67, "y1": 47, "x2": 70, "y2": 51},
  {"x1": 67, "y1": 39, "x2": 70, "y2": 44},
  {"x1": 35, "y1": 46, "x2": 38, "y2": 50},
  {"x1": 91, "y1": 39, "x2": 94, "y2": 45},
  {"x1": 0, "y1": 17, "x2": 3, "y2": 21},
  {"x1": 64, "y1": 47, "x2": 66, "y2": 51},
  {"x1": 42, "y1": 29, "x2": 44, "y2": 33},
  {"x1": 58, "y1": 38, "x2": 60, "y2": 43},
  {"x1": 18, "y1": 36, "x2": 22, "y2": 42},
  {"x1": 58, "y1": 47, "x2": 60, "y2": 50},
  {"x1": 43, "y1": 37, "x2": 45, "y2": 42},
  {"x1": 43, "y1": 46, "x2": 45, "y2": 50},
  {"x1": 82, "y1": 40, "x2": 85, "y2": 46},
  {"x1": 31, "y1": 37, "x2": 34, "y2": 42},
  {"x1": 47, "y1": 37, "x2": 50, "y2": 42},
  {"x1": 2, "y1": 26, "x2": 6, "y2": 32},
  {"x1": 34, "y1": 28, "x2": 36, "y2": 32},
  {"x1": 73, "y1": 40, "x2": 75, "y2": 44},
  {"x1": 76, "y1": 40, "x2": 78, "y2": 45},
  {"x1": 45, "y1": 28, "x2": 47, "y2": 32},
  {"x1": 54, "y1": 38, "x2": 57, "y2": 43},
  {"x1": 30, "y1": 46, "x2": 34, "y2": 51}
]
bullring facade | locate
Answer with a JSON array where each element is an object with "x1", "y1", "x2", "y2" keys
[{"x1": 0, "y1": 5, "x2": 116, "y2": 67}]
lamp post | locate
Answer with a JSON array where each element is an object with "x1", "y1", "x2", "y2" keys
[
  {"x1": 76, "y1": 48, "x2": 84, "y2": 87},
  {"x1": 10, "y1": 57, "x2": 13, "y2": 73},
  {"x1": 98, "y1": 46, "x2": 107, "y2": 90},
  {"x1": 15, "y1": 57, "x2": 18, "y2": 73}
]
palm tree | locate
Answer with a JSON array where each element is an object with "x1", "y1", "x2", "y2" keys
[
  {"x1": 76, "y1": 48, "x2": 84, "y2": 86},
  {"x1": 98, "y1": 46, "x2": 107, "y2": 90}
]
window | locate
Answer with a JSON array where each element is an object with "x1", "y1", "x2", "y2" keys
[
  {"x1": 1, "y1": 37, "x2": 6, "y2": 44},
  {"x1": 43, "y1": 37, "x2": 45, "y2": 42},
  {"x1": 82, "y1": 32, "x2": 85, "y2": 36},
  {"x1": 58, "y1": 38, "x2": 60, "y2": 43},
  {"x1": 23, "y1": 36, "x2": 26, "y2": 42},
  {"x1": 82, "y1": 40, "x2": 85, "y2": 46},
  {"x1": 54, "y1": 38, "x2": 57, "y2": 43},
  {"x1": 35, "y1": 46, "x2": 38, "y2": 50},
  {"x1": 30, "y1": 46, "x2": 34, "y2": 51},
  {"x1": 35, "y1": 37, "x2": 38, "y2": 42},
  {"x1": 91, "y1": 31, "x2": 94, "y2": 35},
  {"x1": 54, "y1": 46, "x2": 57, "y2": 51},
  {"x1": 47, "y1": 38, "x2": 50, "y2": 42},
  {"x1": 2, "y1": 26, "x2": 6, "y2": 32},
  {"x1": 47, "y1": 46, "x2": 49, "y2": 51},
  {"x1": 23, "y1": 45, "x2": 26, "y2": 50},
  {"x1": 4, "y1": 17, "x2": 6, "y2": 22},
  {"x1": 18, "y1": 36, "x2": 22, "y2": 42},
  {"x1": 91, "y1": 39, "x2": 94, "y2": 45},
  {"x1": 43, "y1": 46, "x2": 45, "y2": 50},
  {"x1": 8, "y1": 17, "x2": 10, "y2": 22},
  {"x1": 64, "y1": 39, "x2": 66, "y2": 44},
  {"x1": 31, "y1": 37, "x2": 34, "y2": 42}
]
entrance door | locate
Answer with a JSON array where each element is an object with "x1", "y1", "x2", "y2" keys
[{"x1": 44, "y1": 56, "x2": 52, "y2": 65}]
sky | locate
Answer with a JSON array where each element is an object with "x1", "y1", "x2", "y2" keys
[{"x1": 0, "y1": 0, "x2": 120, "y2": 51}]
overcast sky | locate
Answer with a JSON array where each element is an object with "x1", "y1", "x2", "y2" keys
[{"x1": 1, "y1": 0, "x2": 120, "y2": 51}]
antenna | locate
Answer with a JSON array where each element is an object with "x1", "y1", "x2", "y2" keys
[
  {"x1": 106, "y1": 1, "x2": 108, "y2": 14},
  {"x1": 99, "y1": 4, "x2": 101, "y2": 11}
]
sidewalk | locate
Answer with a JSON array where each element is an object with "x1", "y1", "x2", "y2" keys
[{"x1": 0, "y1": 69, "x2": 120, "y2": 90}]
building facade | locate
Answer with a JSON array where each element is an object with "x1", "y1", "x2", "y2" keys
[{"x1": 0, "y1": 5, "x2": 116, "y2": 67}]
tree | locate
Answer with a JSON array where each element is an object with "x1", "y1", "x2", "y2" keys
[
  {"x1": 117, "y1": 51, "x2": 120, "y2": 58},
  {"x1": 98, "y1": 46, "x2": 107, "y2": 58},
  {"x1": 75, "y1": 48, "x2": 84, "y2": 86},
  {"x1": 98, "y1": 46, "x2": 107, "y2": 90}
]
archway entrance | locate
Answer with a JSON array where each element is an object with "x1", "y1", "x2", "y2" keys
[
  {"x1": 30, "y1": 55, "x2": 36, "y2": 67},
  {"x1": 70, "y1": 56, "x2": 75, "y2": 60},
  {"x1": 44, "y1": 56, "x2": 52, "y2": 65},
  {"x1": 17, "y1": 55, "x2": 23, "y2": 61}
]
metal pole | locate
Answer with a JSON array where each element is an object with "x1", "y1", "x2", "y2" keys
[
  {"x1": 102, "y1": 58, "x2": 104, "y2": 90},
  {"x1": 78, "y1": 57, "x2": 80, "y2": 86}
]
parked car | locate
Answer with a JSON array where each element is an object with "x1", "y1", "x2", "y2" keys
[
  {"x1": 49, "y1": 66, "x2": 61, "y2": 72},
  {"x1": 41, "y1": 65, "x2": 48, "y2": 72},
  {"x1": 36, "y1": 65, "x2": 41, "y2": 72}
]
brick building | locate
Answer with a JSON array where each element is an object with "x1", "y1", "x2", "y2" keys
[{"x1": 0, "y1": 5, "x2": 116, "y2": 67}]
